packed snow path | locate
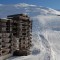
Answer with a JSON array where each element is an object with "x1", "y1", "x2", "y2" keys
[{"x1": 39, "y1": 34, "x2": 51, "y2": 60}]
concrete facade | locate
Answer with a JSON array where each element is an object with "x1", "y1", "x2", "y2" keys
[{"x1": 0, "y1": 14, "x2": 32, "y2": 60}]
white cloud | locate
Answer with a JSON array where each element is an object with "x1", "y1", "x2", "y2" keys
[
  {"x1": 0, "y1": 4, "x2": 3, "y2": 6},
  {"x1": 14, "y1": 3, "x2": 36, "y2": 7}
]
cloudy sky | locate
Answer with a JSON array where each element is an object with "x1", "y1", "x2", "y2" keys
[{"x1": 0, "y1": 0, "x2": 60, "y2": 10}]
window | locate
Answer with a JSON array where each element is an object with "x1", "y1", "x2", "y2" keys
[
  {"x1": 23, "y1": 37, "x2": 25, "y2": 40},
  {"x1": 0, "y1": 48, "x2": 1, "y2": 51},
  {"x1": 8, "y1": 45, "x2": 11, "y2": 48},
  {"x1": 6, "y1": 26, "x2": 10, "y2": 33},
  {"x1": 0, "y1": 54, "x2": 1, "y2": 56},
  {"x1": 22, "y1": 29, "x2": 26, "y2": 31},
  {"x1": 2, "y1": 45, "x2": 5, "y2": 47},
  {"x1": 13, "y1": 33, "x2": 17, "y2": 36},
  {"x1": 22, "y1": 24, "x2": 26, "y2": 26},
  {"x1": 19, "y1": 38, "x2": 21, "y2": 42},
  {"x1": 0, "y1": 37, "x2": 1, "y2": 39},
  {"x1": 6, "y1": 20, "x2": 10, "y2": 33},
  {"x1": 0, "y1": 42, "x2": 1, "y2": 45},
  {"x1": 2, "y1": 50, "x2": 5, "y2": 53},
  {"x1": 23, "y1": 42, "x2": 25, "y2": 44},
  {"x1": 22, "y1": 24, "x2": 28, "y2": 26},
  {"x1": 13, "y1": 23, "x2": 18, "y2": 26},
  {"x1": 0, "y1": 26, "x2": 2, "y2": 33},
  {"x1": 13, "y1": 28, "x2": 17, "y2": 31},
  {"x1": 9, "y1": 50, "x2": 11, "y2": 53},
  {"x1": 6, "y1": 20, "x2": 10, "y2": 27},
  {"x1": 9, "y1": 40, "x2": 12, "y2": 43},
  {"x1": 6, "y1": 27, "x2": 10, "y2": 30},
  {"x1": 9, "y1": 35, "x2": 11, "y2": 38},
  {"x1": 22, "y1": 46, "x2": 25, "y2": 49},
  {"x1": 12, "y1": 26, "x2": 17, "y2": 33},
  {"x1": 22, "y1": 33, "x2": 26, "y2": 35}
]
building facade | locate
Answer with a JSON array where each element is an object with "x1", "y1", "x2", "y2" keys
[
  {"x1": 0, "y1": 14, "x2": 32, "y2": 60},
  {"x1": 0, "y1": 19, "x2": 13, "y2": 60}
]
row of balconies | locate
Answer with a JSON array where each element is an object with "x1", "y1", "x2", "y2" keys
[
  {"x1": 19, "y1": 16, "x2": 29, "y2": 20},
  {"x1": 0, "y1": 31, "x2": 12, "y2": 33},
  {"x1": 19, "y1": 40, "x2": 31, "y2": 44},
  {"x1": 2, "y1": 38, "x2": 10, "y2": 42},
  {"x1": 12, "y1": 30, "x2": 31, "y2": 35},
  {"x1": 19, "y1": 37, "x2": 31, "y2": 44},
  {"x1": 0, "y1": 19, "x2": 9, "y2": 23},
  {"x1": 2, "y1": 43, "x2": 11, "y2": 48},
  {"x1": 0, "y1": 35, "x2": 10, "y2": 38},
  {"x1": 0, "y1": 22, "x2": 31, "y2": 28},
  {"x1": 18, "y1": 20, "x2": 31, "y2": 24},
  {"x1": 19, "y1": 29, "x2": 32, "y2": 33},
  {"x1": 0, "y1": 48, "x2": 11, "y2": 56},
  {"x1": 20, "y1": 23, "x2": 32, "y2": 28},
  {"x1": 0, "y1": 18, "x2": 31, "y2": 27},
  {"x1": 19, "y1": 42, "x2": 31, "y2": 50},
  {"x1": 0, "y1": 33, "x2": 12, "y2": 38},
  {"x1": 0, "y1": 28, "x2": 31, "y2": 33},
  {"x1": 0, "y1": 43, "x2": 12, "y2": 56},
  {"x1": 0, "y1": 29, "x2": 12, "y2": 33},
  {"x1": 19, "y1": 37, "x2": 29, "y2": 40},
  {"x1": 2, "y1": 33, "x2": 11, "y2": 37},
  {"x1": 0, "y1": 24, "x2": 12, "y2": 27},
  {"x1": 0, "y1": 33, "x2": 10, "y2": 35}
]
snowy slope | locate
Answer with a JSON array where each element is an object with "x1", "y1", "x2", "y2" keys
[
  {"x1": 43, "y1": 30, "x2": 60, "y2": 60},
  {"x1": 0, "y1": 3, "x2": 60, "y2": 60}
]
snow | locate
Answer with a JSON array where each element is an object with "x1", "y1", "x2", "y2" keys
[
  {"x1": 0, "y1": 3, "x2": 60, "y2": 60},
  {"x1": 43, "y1": 30, "x2": 60, "y2": 60}
]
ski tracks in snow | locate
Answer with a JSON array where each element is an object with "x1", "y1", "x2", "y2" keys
[{"x1": 39, "y1": 34, "x2": 51, "y2": 60}]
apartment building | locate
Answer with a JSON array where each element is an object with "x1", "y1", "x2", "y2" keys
[
  {"x1": 0, "y1": 18, "x2": 13, "y2": 60},
  {"x1": 7, "y1": 14, "x2": 32, "y2": 55},
  {"x1": 0, "y1": 14, "x2": 32, "y2": 59}
]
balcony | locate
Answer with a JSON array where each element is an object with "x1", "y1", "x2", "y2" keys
[
  {"x1": 19, "y1": 16, "x2": 29, "y2": 20},
  {"x1": 5, "y1": 43, "x2": 11, "y2": 48},
  {"x1": 2, "y1": 38, "x2": 11, "y2": 43}
]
